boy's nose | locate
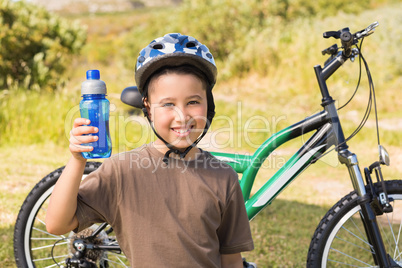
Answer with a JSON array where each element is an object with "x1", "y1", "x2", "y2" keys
[{"x1": 174, "y1": 106, "x2": 190, "y2": 123}]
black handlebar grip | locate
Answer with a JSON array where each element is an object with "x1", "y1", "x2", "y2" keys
[{"x1": 323, "y1": 31, "x2": 340, "y2": 39}]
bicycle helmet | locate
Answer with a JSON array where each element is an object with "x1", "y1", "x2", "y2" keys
[
  {"x1": 135, "y1": 33, "x2": 217, "y2": 162},
  {"x1": 135, "y1": 33, "x2": 217, "y2": 94}
]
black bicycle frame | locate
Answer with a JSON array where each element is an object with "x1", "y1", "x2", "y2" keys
[{"x1": 315, "y1": 51, "x2": 393, "y2": 267}]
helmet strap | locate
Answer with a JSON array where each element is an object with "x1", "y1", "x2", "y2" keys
[{"x1": 142, "y1": 103, "x2": 213, "y2": 164}]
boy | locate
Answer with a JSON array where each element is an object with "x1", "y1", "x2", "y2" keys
[{"x1": 46, "y1": 33, "x2": 254, "y2": 267}]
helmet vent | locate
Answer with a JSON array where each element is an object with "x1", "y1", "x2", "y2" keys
[
  {"x1": 186, "y1": 41, "x2": 197, "y2": 48},
  {"x1": 152, "y1": 43, "x2": 164, "y2": 49}
]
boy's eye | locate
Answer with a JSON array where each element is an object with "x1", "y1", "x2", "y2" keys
[
  {"x1": 162, "y1": 103, "x2": 174, "y2": 107},
  {"x1": 188, "y1": 100, "x2": 200, "y2": 105}
]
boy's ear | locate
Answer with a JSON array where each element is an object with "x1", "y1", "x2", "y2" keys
[{"x1": 143, "y1": 97, "x2": 152, "y2": 119}]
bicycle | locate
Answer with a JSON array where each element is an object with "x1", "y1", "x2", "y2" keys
[{"x1": 14, "y1": 21, "x2": 402, "y2": 267}]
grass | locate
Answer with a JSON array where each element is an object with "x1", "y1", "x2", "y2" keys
[
  {"x1": 243, "y1": 200, "x2": 330, "y2": 267},
  {"x1": 0, "y1": 143, "x2": 70, "y2": 267}
]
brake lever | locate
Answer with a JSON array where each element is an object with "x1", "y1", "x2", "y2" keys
[
  {"x1": 322, "y1": 44, "x2": 338, "y2": 55},
  {"x1": 355, "y1": 21, "x2": 379, "y2": 39},
  {"x1": 366, "y1": 21, "x2": 379, "y2": 33}
]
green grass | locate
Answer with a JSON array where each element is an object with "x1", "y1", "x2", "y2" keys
[
  {"x1": 243, "y1": 200, "x2": 330, "y2": 267},
  {"x1": 0, "y1": 143, "x2": 71, "y2": 267},
  {"x1": 0, "y1": 225, "x2": 15, "y2": 267},
  {"x1": 0, "y1": 89, "x2": 75, "y2": 145}
]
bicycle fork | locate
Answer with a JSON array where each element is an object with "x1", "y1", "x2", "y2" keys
[{"x1": 338, "y1": 149, "x2": 399, "y2": 267}]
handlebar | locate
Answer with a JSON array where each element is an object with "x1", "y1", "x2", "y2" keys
[
  {"x1": 314, "y1": 22, "x2": 379, "y2": 150},
  {"x1": 318, "y1": 21, "x2": 379, "y2": 82},
  {"x1": 322, "y1": 21, "x2": 379, "y2": 58}
]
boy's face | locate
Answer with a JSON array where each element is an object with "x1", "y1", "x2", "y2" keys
[{"x1": 145, "y1": 73, "x2": 208, "y2": 151}]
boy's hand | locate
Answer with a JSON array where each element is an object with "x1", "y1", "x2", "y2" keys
[{"x1": 69, "y1": 118, "x2": 99, "y2": 161}]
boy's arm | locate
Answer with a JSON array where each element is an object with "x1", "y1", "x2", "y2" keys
[
  {"x1": 221, "y1": 253, "x2": 243, "y2": 268},
  {"x1": 46, "y1": 118, "x2": 98, "y2": 235},
  {"x1": 45, "y1": 157, "x2": 85, "y2": 235}
]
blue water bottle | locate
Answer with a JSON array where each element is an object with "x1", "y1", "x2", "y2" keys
[{"x1": 80, "y1": 70, "x2": 112, "y2": 159}]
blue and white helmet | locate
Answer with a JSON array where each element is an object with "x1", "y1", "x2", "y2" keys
[{"x1": 135, "y1": 33, "x2": 217, "y2": 95}]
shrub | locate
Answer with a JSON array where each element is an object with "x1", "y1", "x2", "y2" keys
[
  {"x1": 122, "y1": 0, "x2": 388, "y2": 79},
  {"x1": 172, "y1": 0, "x2": 373, "y2": 60},
  {"x1": 0, "y1": 0, "x2": 87, "y2": 91}
]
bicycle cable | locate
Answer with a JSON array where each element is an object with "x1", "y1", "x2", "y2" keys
[
  {"x1": 317, "y1": 36, "x2": 381, "y2": 159},
  {"x1": 343, "y1": 42, "x2": 372, "y2": 142},
  {"x1": 51, "y1": 237, "x2": 68, "y2": 267},
  {"x1": 337, "y1": 39, "x2": 364, "y2": 111},
  {"x1": 342, "y1": 38, "x2": 380, "y2": 146}
]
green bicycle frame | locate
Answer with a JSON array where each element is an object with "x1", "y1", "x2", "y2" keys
[
  {"x1": 211, "y1": 109, "x2": 334, "y2": 220},
  {"x1": 210, "y1": 49, "x2": 363, "y2": 221}
]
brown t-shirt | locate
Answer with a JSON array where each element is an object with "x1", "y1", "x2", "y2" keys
[{"x1": 75, "y1": 143, "x2": 254, "y2": 267}]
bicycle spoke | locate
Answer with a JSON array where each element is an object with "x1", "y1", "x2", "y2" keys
[
  {"x1": 329, "y1": 247, "x2": 373, "y2": 267},
  {"x1": 394, "y1": 219, "x2": 402, "y2": 259},
  {"x1": 32, "y1": 241, "x2": 69, "y2": 251},
  {"x1": 381, "y1": 215, "x2": 399, "y2": 260},
  {"x1": 107, "y1": 251, "x2": 127, "y2": 258},
  {"x1": 328, "y1": 258, "x2": 374, "y2": 267},
  {"x1": 33, "y1": 254, "x2": 69, "y2": 262},
  {"x1": 389, "y1": 202, "x2": 402, "y2": 260},
  {"x1": 351, "y1": 214, "x2": 371, "y2": 245},
  {"x1": 107, "y1": 240, "x2": 119, "y2": 245},
  {"x1": 340, "y1": 225, "x2": 373, "y2": 248},
  {"x1": 31, "y1": 237, "x2": 66, "y2": 241},
  {"x1": 32, "y1": 226, "x2": 66, "y2": 239},
  {"x1": 377, "y1": 202, "x2": 402, "y2": 262},
  {"x1": 335, "y1": 235, "x2": 374, "y2": 254},
  {"x1": 35, "y1": 215, "x2": 47, "y2": 226},
  {"x1": 378, "y1": 218, "x2": 393, "y2": 253}
]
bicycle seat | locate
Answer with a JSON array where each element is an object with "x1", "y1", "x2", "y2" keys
[{"x1": 121, "y1": 86, "x2": 143, "y2": 109}]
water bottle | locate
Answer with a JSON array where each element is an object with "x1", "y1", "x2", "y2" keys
[{"x1": 80, "y1": 70, "x2": 112, "y2": 159}]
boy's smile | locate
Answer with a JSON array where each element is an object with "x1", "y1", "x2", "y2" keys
[
  {"x1": 145, "y1": 72, "x2": 208, "y2": 158},
  {"x1": 171, "y1": 125, "x2": 193, "y2": 137}
]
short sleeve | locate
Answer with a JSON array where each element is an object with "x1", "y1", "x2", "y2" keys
[
  {"x1": 74, "y1": 158, "x2": 120, "y2": 233},
  {"x1": 217, "y1": 178, "x2": 254, "y2": 254}
]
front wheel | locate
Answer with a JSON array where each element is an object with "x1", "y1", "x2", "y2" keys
[
  {"x1": 307, "y1": 180, "x2": 402, "y2": 267},
  {"x1": 13, "y1": 162, "x2": 130, "y2": 267}
]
